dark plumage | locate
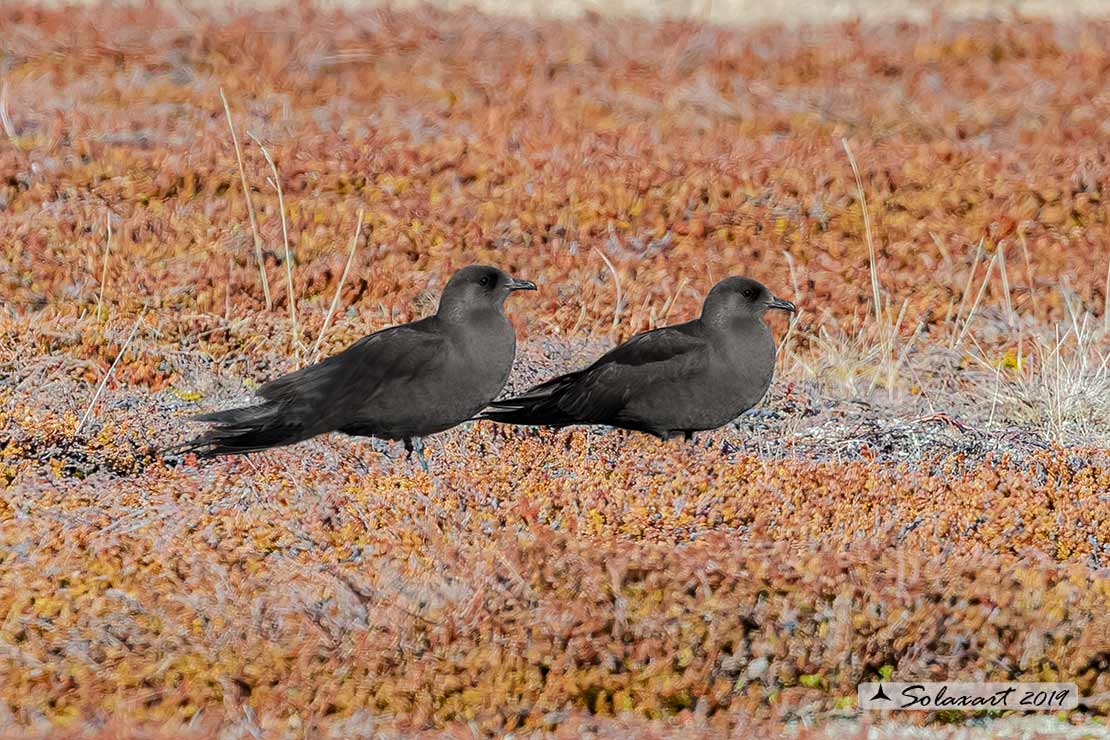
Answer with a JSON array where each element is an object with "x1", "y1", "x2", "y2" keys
[
  {"x1": 180, "y1": 265, "x2": 536, "y2": 467},
  {"x1": 480, "y1": 276, "x2": 795, "y2": 439}
]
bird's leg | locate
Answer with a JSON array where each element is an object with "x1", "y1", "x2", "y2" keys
[
  {"x1": 683, "y1": 430, "x2": 695, "y2": 443},
  {"x1": 404, "y1": 437, "x2": 430, "y2": 473},
  {"x1": 413, "y1": 437, "x2": 429, "y2": 473}
]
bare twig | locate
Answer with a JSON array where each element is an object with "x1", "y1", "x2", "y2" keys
[
  {"x1": 592, "y1": 245, "x2": 623, "y2": 340},
  {"x1": 96, "y1": 212, "x2": 112, "y2": 321},
  {"x1": 220, "y1": 88, "x2": 271, "y2": 310},
  {"x1": 247, "y1": 131, "x2": 299, "y2": 361},
  {"x1": 312, "y1": 208, "x2": 364, "y2": 363},
  {"x1": 75, "y1": 313, "x2": 145, "y2": 435},
  {"x1": 841, "y1": 138, "x2": 884, "y2": 347}
]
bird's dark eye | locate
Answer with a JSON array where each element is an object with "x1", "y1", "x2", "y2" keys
[
  {"x1": 741, "y1": 287, "x2": 756, "y2": 299},
  {"x1": 479, "y1": 275, "x2": 492, "y2": 287}
]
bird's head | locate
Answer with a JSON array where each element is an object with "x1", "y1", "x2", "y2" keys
[
  {"x1": 437, "y1": 265, "x2": 537, "y2": 321},
  {"x1": 701, "y1": 276, "x2": 796, "y2": 326}
]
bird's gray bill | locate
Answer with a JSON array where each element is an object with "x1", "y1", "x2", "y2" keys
[
  {"x1": 766, "y1": 296, "x2": 796, "y2": 313},
  {"x1": 507, "y1": 278, "x2": 538, "y2": 291}
]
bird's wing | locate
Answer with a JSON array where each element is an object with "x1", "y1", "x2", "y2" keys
[
  {"x1": 568, "y1": 325, "x2": 708, "y2": 417},
  {"x1": 584, "y1": 324, "x2": 708, "y2": 370},
  {"x1": 489, "y1": 324, "x2": 708, "y2": 424},
  {"x1": 256, "y1": 321, "x2": 447, "y2": 425}
]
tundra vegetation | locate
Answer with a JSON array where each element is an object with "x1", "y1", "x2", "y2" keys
[{"x1": 0, "y1": 3, "x2": 1107, "y2": 737}]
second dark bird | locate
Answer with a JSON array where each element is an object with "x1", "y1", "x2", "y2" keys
[
  {"x1": 181, "y1": 265, "x2": 536, "y2": 468},
  {"x1": 481, "y1": 276, "x2": 795, "y2": 440}
]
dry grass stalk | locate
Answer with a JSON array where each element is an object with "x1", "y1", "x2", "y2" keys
[
  {"x1": 247, "y1": 131, "x2": 300, "y2": 362},
  {"x1": 886, "y1": 316, "x2": 925, "y2": 398},
  {"x1": 225, "y1": 255, "x2": 233, "y2": 321},
  {"x1": 840, "y1": 138, "x2": 886, "y2": 357},
  {"x1": 1104, "y1": 251, "x2": 1110, "y2": 334},
  {"x1": 1009, "y1": 311, "x2": 1110, "y2": 443},
  {"x1": 592, "y1": 245, "x2": 623, "y2": 341},
  {"x1": 0, "y1": 78, "x2": 15, "y2": 141},
  {"x1": 312, "y1": 208, "x2": 364, "y2": 364},
  {"x1": 776, "y1": 250, "x2": 802, "y2": 372},
  {"x1": 929, "y1": 231, "x2": 951, "y2": 267},
  {"x1": 96, "y1": 212, "x2": 112, "y2": 322},
  {"x1": 775, "y1": 308, "x2": 801, "y2": 372},
  {"x1": 954, "y1": 248, "x2": 998, "y2": 350},
  {"x1": 220, "y1": 88, "x2": 272, "y2": 310},
  {"x1": 949, "y1": 238, "x2": 984, "y2": 349},
  {"x1": 1018, "y1": 231, "x2": 1040, "y2": 319},
  {"x1": 75, "y1": 312, "x2": 145, "y2": 435},
  {"x1": 659, "y1": 276, "x2": 688, "y2": 327},
  {"x1": 997, "y1": 241, "x2": 1015, "y2": 327}
]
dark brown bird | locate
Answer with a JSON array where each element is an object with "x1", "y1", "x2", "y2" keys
[
  {"x1": 480, "y1": 276, "x2": 794, "y2": 440},
  {"x1": 181, "y1": 265, "x2": 536, "y2": 468}
]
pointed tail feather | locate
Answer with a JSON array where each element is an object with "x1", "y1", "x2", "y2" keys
[
  {"x1": 479, "y1": 402, "x2": 574, "y2": 427},
  {"x1": 171, "y1": 402, "x2": 310, "y2": 458},
  {"x1": 478, "y1": 377, "x2": 580, "y2": 427},
  {"x1": 190, "y1": 403, "x2": 274, "y2": 425}
]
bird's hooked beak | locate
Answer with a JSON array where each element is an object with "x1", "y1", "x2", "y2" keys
[
  {"x1": 506, "y1": 277, "x2": 538, "y2": 292},
  {"x1": 765, "y1": 295, "x2": 797, "y2": 313}
]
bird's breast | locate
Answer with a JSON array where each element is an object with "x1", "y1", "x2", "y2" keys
[
  {"x1": 453, "y1": 317, "x2": 517, "y2": 387},
  {"x1": 716, "y1": 321, "x2": 776, "y2": 408}
]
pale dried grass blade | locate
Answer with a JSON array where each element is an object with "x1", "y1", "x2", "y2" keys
[
  {"x1": 312, "y1": 208, "x2": 364, "y2": 364},
  {"x1": 220, "y1": 88, "x2": 272, "y2": 310}
]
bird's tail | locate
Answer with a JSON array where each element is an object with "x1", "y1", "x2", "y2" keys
[
  {"x1": 172, "y1": 402, "x2": 310, "y2": 458},
  {"x1": 478, "y1": 375, "x2": 580, "y2": 427}
]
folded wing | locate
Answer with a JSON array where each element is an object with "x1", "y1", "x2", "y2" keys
[{"x1": 481, "y1": 324, "x2": 708, "y2": 428}]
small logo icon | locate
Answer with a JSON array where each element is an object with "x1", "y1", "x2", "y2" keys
[{"x1": 870, "y1": 683, "x2": 891, "y2": 702}]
